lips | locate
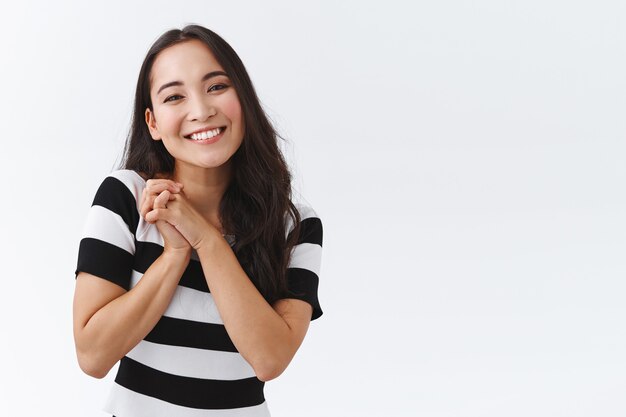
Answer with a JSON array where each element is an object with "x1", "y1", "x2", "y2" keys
[{"x1": 183, "y1": 126, "x2": 226, "y2": 139}]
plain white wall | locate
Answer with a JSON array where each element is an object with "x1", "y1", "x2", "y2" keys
[{"x1": 1, "y1": 0, "x2": 624, "y2": 416}]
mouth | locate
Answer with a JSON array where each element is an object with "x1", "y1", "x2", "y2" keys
[{"x1": 183, "y1": 126, "x2": 226, "y2": 141}]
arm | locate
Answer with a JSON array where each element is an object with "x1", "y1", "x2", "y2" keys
[
  {"x1": 196, "y1": 229, "x2": 313, "y2": 382},
  {"x1": 73, "y1": 251, "x2": 190, "y2": 378},
  {"x1": 144, "y1": 193, "x2": 320, "y2": 382},
  {"x1": 73, "y1": 175, "x2": 193, "y2": 378}
]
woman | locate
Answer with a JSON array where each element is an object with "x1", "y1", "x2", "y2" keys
[{"x1": 72, "y1": 24, "x2": 323, "y2": 417}]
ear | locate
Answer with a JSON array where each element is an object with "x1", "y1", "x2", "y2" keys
[{"x1": 145, "y1": 108, "x2": 161, "y2": 141}]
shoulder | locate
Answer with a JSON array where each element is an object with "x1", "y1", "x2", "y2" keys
[
  {"x1": 100, "y1": 169, "x2": 147, "y2": 201},
  {"x1": 92, "y1": 169, "x2": 147, "y2": 207},
  {"x1": 90, "y1": 169, "x2": 146, "y2": 232},
  {"x1": 285, "y1": 202, "x2": 320, "y2": 231},
  {"x1": 294, "y1": 202, "x2": 319, "y2": 221},
  {"x1": 286, "y1": 202, "x2": 323, "y2": 245}
]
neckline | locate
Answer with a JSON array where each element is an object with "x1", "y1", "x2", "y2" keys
[{"x1": 128, "y1": 169, "x2": 148, "y2": 183}]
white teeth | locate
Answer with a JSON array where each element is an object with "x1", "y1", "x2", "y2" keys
[{"x1": 189, "y1": 127, "x2": 222, "y2": 140}]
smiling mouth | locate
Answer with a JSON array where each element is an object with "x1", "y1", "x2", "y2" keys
[{"x1": 183, "y1": 126, "x2": 226, "y2": 140}]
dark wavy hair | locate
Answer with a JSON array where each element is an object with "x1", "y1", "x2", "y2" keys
[{"x1": 118, "y1": 24, "x2": 302, "y2": 304}]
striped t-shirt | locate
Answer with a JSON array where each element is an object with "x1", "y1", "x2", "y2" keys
[{"x1": 74, "y1": 169, "x2": 323, "y2": 417}]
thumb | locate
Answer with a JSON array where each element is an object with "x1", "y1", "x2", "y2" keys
[{"x1": 154, "y1": 190, "x2": 170, "y2": 209}]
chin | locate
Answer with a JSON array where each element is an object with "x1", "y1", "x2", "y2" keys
[{"x1": 197, "y1": 155, "x2": 234, "y2": 169}]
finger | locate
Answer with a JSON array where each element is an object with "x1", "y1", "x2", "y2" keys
[
  {"x1": 146, "y1": 178, "x2": 183, "y2": 190},
  {"x1": 146, "y1": 181, "x2": 181, "y2": 195},
  {"x1": 140, "y1": 191, "x2": 179, "y2": 219},
  {"x1": 141, "y1": 179, "x2": 183, "y2": 218},
  {"x1": 145, "y1": 193, "x2": 169, "y2": 224},
  {"x1": 147, "y1": 178, "x2": 178, "y2": 188},
  {"x1": 140, "y1": 189, "x2": 159, "y2": 218},
  {"x1": 150, "y1": 175, "x2": 184, "y2": 189},
  {"x1": 145, "y1": 208, "x2": 160, "y2": 223},
  {"x1": 146, "y1": 208, "x2": 173, "y2": 224},
  {"x1": 154, "y1": 190, "x2": 170, "y2": 209},
  {"x1": 145, "y1": 183, "x2": 179, "y2": 203},
  {"x1": 140, "y1": 188, "x2": 151, "y2": 217}
]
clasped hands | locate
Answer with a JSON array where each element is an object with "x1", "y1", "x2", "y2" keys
[{"x1": 139, "y1": 178, "x2": 219, "y2": 256}]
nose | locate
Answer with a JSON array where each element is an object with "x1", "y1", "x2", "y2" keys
[{"x1": 187, "y1": 94, "x2": 217, "y2": 122}]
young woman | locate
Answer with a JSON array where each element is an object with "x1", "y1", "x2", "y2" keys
[{"x1": 72, "y1": 25, "x2": 323, "y2": 417}]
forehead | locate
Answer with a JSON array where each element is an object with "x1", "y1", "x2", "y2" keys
[{"x1": 150, "y1": 40, "x2": 224, "y2": 90}]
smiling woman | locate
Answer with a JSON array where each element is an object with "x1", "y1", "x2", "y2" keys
[
  {"x1": 144, "y1": 41, "x2": 245, "y2": 171},
  {"x1": 72, "y1": 25, "x2": 323, "y2": 417}
]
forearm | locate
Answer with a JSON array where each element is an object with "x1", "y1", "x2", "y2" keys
[
  {"x1": 196, "y1": 233, "x2": 294, "y2": 380},
  {"x1": 79, "y1": 251, "x2": 189, "y2": 377}
]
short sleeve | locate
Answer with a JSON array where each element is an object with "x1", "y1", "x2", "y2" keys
[
  {"x1": 74, "y1": 172, "x2": 141, "y2": 291},
  {"x1": 283, "y1": 205, "x2": 324, "y2": 321}
]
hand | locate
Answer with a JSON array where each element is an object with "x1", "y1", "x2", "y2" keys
[
  {"x1": 139, "y1": 178, "x2": 182, "y2": 220},
  {"x1": 140, "y1": 178, "x2": 192, "y2": 257},
  {"x1": 145, "y1": 190, "x2": 220, "y2": 250}
]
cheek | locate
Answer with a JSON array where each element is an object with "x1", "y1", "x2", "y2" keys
[
  {"x1": 154, "y1": 107, "x2": 181, "y2": 133},
  {"x1": 222, "y1": 94, "x2": 243, "y2": 128}
]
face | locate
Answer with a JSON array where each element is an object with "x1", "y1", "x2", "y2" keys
[{"x1": 145, "y1": 39, "x2": 244, "y2": 173}]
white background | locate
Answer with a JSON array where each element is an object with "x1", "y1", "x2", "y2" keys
[{"x1": 1, "y1": 0, "x2": 624, "y2": 416}]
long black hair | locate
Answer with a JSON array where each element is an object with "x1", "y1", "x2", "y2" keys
[{"x1": 119, "y1": 24, "x2": 302, "y2": 304}]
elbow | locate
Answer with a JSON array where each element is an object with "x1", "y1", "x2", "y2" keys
[
  {"x1": 254, "y1": 357, "x2": 288, "y2": 382},
  {"x1": 74, "y1": 327, "x2": 113, "y2": 379},
  {"x1": 76, "y1": 347, "x2": 111, "y2": 379},
  {"x1": 255, "y1": 366, "x2": 281, "y2": 382},
  {"x1": 77, "y1": 357, "x2": 106, "y2": 379}
]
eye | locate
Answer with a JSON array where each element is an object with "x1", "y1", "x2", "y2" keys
[
  {"x1": 208, "y1": 83, "x2": 228, "y2": 92},
  {"x1": 164, "y1": 94, "x2": 183, "y2": 103}
]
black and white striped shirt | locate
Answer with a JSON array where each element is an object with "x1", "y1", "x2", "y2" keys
[{"x1": 74, "y1": 169, "x2": 323, "y2": 417}]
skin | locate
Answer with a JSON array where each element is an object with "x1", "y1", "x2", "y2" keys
[{"x1": 73, "y1": 39, "x2": 313, "y2": 382}]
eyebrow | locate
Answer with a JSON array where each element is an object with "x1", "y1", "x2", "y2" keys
[{"x1": 156, "y1": 71, "x2": 229, "y2": 95}]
